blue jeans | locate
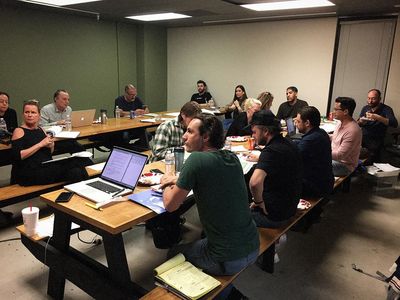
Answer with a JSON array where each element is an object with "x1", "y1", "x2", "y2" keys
[
  {"x1": 170, "y1": 238, "x2": 258, "y2": 299},
  {"x1": 251, "y1": 209, "x2": 291, "y2": 228},
  {"x1": 332, "y1": 160, "x2": 352, "y2": 177}
]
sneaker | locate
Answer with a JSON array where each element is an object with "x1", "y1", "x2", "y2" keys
[
  {"x1": 275, "y1": 233, "x2": 287, "y2": 251},
  {"x1": 274, "y1": 253, "x2": 280, "y2": 264}
]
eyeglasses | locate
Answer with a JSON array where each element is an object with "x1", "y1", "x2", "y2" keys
[{"x1": 0, "y1": 100, "x2": 9, "y2": 105}]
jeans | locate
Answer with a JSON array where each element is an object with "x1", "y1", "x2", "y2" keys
[
  {"x1": 170, "y1": 238, "x2": 258, "y2": 299},
  {"x1": 251, "y1": 209, "x2": 291, "y2": 228},
  {"x1": 332, "y1": 160, "x2": 352, "y2": 177}
]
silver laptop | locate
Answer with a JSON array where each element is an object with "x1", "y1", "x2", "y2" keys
[
  {"x1": 71, "y1": 109, "x2": 96, "y2": 128},
  {"x1": 65, "y1": 147, "x2": 148, "y2": 203}
]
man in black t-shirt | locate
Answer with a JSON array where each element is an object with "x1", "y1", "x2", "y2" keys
[
  {"x1": 249, "y1": 111, "x2": 302, "y2": 228},
  {"x1": 276, "y1": 86, "x2": 308, "y2": 120},
  {"x1": 190, "y1": 80, "x2": 213, "y2": 104}
]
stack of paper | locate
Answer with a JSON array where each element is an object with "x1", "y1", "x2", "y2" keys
[
  {"x1": 367, "y1": 163, "x2": 400, "y2": 177},
  {"x1": 154, "y1": 254, "x2": 221, "y2": 300}
]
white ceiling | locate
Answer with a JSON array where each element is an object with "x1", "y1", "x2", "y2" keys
[{"x1": 6, "y1": 0, "x2": 400, "y2": 26}]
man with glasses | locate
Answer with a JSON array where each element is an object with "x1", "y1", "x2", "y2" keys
[
  {"x1": 331, "y1": 97, "x2": 362, "y2": 177},
  {"x1": 114, "y1": 84, "x2": 148, "y2": 117},
  {"x1": 357, "y1": 89, "x2": 398, "y2": 164}
]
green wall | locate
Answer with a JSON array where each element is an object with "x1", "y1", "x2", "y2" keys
[{"x1": 0, "y1": 6, "x2": 167, "y2": 120}]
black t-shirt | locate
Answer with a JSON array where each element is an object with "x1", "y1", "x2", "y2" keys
[
  {"x1": 276, "y1": 99, "x2": 308, "y2": 120},
  {"x1": 190, "y1": 92, "x2": 212, "y2": 104},
  {"x1": 114, "y1": 95, "x2": 144, "y2": 112},
  {"x1": 2, "y1": 108, "x2": 18, "y2": 133},
  {"x1": 256, "y1": 135, "x2": 303, "y2": 221}
]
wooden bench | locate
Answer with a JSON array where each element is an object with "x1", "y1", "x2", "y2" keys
[
  {"x1": 140, "y1": 197, "x2": 322, "y2": 300},
  {"x1": 333, "y1": 159, "x2": 367, "y2": 193},
  {"x1": 0, "y1": 166, "x2": 100, "y2": 209}
]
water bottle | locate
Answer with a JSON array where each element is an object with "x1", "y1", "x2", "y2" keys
[
  {"x1": 0, "y1": 118, "x2": 7, "y2": 132},
  {"x1": 165, "y1": 150, "x2": 175, "y2": 176},
  {"x1": 174, "y1": 147, "x2": 185, "y2": 173},
  {"x1": 115, "y1": 106, "x2": 121, "y2": 119},
  {"x1": 65, "y1": 115, "x2": 72, "y2": 131}
]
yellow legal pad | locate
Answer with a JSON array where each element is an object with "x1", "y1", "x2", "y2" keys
[{"x1": 154, "y1": 253, "x2": 221, "y2": 300}]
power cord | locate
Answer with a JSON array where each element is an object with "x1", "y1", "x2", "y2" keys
[
  {"x1": 0, "y1": 237, "x2": 21, "y2": 243},
  {"x1": 77, "y1": 232, "x2": 102, "y2": 246}
]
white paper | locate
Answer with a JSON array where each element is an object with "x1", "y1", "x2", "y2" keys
[
  {"x1": 56, "y1": 131, "x2": 80, "y2": 138},
  {"x1": 87, "y1": 162, "x2": 105, "y2": 171},
  {"x1": 230, "y1": 145, "x2": 248, "y2": 152},
  {"x1": 36, "y1": 215, "x2": 80, "y2": 238},
  {"x1": 201, "y1": 109, "x2": 215, "y2": 115},
  {"x1": 374, "y1": 163, "x2": 400, "y2": 172},
  {"x1": 164, "y1": 112, "x2": 180, "y2": 117}
]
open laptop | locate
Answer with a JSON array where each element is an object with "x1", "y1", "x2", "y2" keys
[
  {"x1": 71, "y1": 109, "x2": 96, "y2": 128},
  {"x1": 285, "y1": 117, "x2": 303, "y2": 140},
  {"x1": 65, "y1": 147, "x2": 148, "y2": 203}
]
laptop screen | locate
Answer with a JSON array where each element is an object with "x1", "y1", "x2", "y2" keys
[
  {"x1": 286, "y1": 117, "x2": 295, "y2": 135},
  {"x1": 101, "y1": 147, "x2": 148, "y2": 189}
]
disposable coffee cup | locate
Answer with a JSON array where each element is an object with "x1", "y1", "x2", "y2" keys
[{"x1": 21, "y1": 207, "x2": 39, "y2": 237}]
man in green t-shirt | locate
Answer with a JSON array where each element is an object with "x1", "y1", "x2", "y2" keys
[{"x1": 161, "y1": 114, "x2": 259, "y2": 298}]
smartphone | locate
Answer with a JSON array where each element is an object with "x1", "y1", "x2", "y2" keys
[
  {"x1": 150, "y1": 168, "x2": 164, "y2": 174},
  {"x1": 55, "y1": 192, "x2": 74, "y2": 203}
]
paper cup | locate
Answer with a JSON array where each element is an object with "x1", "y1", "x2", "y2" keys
[{"x1": 21, "y1": 207, "x2": 39, "y2": 237}]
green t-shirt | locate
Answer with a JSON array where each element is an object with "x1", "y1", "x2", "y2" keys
[{"x1": 177, "y1": 150, "x2": 259, "y2": 262}]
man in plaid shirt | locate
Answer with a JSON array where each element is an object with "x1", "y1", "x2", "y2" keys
[{"x1": 150, "y1": 102, "x2": 201, "y2": 162}]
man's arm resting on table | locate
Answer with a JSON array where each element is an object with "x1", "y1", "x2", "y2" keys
[
  {"x1": 249, "y1": 168, "x2": 267, "y2": 214},
  {"x1": 163, "y1": 184, "x2": 190, "y2": 212}
]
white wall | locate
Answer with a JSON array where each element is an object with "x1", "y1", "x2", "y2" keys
[
  {"x1": 385, "y1": 17, "x2": 400, "y2": 121},
  {"x1": 167, "y1": 17, "x2": 337, "y2": 115}
]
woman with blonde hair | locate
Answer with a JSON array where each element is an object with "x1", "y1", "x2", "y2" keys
[
  {"x1": 11, "y1": 100, "x2": 88, "y2": 185},
  {"x1": 226, "y1": 98, "x2": 261, "y2": 137},
  {"x1": 257, "y1": 91, "x2": 274, "y2": 111}
]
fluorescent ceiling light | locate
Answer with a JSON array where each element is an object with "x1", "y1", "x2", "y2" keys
[
  {"x1": 126, "y1": 13, "x2": 191, "y2": 22},
  {"x1": 241, "y1": 0, "x2": 335, "y2": 11},
  {"x1": 19, "y1": 0, "x2": 101, "y2": 6}
]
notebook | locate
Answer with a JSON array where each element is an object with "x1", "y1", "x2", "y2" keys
[
  {"x1": 285, "y1": 117, "x2": 303, "y2": 140},
  {"x1": 71, "y1": 109, "x2": 96, "y2": 128},
  {"x1": 64, "y1": 147, "x2": 148, "y2": 203}
]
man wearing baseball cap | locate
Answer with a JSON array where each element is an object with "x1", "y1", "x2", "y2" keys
[{"x1": 249, "y1": 110, "x2": 303, "y2": 228}]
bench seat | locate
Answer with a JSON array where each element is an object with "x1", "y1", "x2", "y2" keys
[{"x1": 140, "y1": 197, "x2": 322, "y2": 300}]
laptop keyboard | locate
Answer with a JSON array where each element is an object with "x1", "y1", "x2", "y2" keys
[{"x1": 87, "y1": 181, "x2": 121, "y2": 194}]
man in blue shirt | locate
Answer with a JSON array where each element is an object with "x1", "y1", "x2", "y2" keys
[
  {"x1": 357, "y1": 89, "x2": 398, "y2": 163},
  {"x1": 295, "y1": 106, "x2": 334, "y2": 198},
  {"x1": 114, "y1": 84, "x2": 148, "y2": 117}
]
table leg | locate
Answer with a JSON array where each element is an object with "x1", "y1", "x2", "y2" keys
[
  {"x1": 47, "y1": 213, "x2": 72, "y2": 300},
  {"x1": 102, "y1": 233, "x2": 131, "y2": 285}
]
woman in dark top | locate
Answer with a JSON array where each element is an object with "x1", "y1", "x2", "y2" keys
[
  {"x1": 0, "y1": 91, "x2": 18, "y2": 135},
  {"x1": 224, "y1": 85, "x2": 248, "y2": 119},
  {"x1": 11, "y1": 100, "x2": 88, "y2": 186}
]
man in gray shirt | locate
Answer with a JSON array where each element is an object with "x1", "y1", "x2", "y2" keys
[
  {"x1": 40, "y1": 89, "x2": 88, "y2": 156},
  {"x1": 40, "y1": 89, "x2": 72, "y2": 126}
]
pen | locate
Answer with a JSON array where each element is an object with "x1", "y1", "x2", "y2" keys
[{"x1": 85, "y1": 202, "x2": 103, "y2": 211}]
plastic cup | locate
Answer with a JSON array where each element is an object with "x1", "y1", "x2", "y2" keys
[{"x1": 22, "y1": 207, "x2": 39, "y2": 237}]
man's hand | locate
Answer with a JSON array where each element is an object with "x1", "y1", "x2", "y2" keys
[
  {"x1": 135, "y1": 109, "x2": 145, "y2": 115},
  {"x1": 250, "y1": 200, "x2": 267, "y2": 215},
  {"x1": 57, "y1": 120, "x2": 66, "y2": 125},
  {"x1": 160, "y1": 175, "x2": 178, "y2": 189}
]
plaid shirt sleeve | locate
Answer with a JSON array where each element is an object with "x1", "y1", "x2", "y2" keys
[{"x1": 150, "y1": 119, "x2": 183, "y2": 162}]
